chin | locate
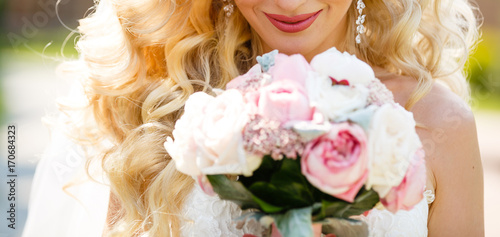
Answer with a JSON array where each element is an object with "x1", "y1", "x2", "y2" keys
[{"x1": 266, "y1": 41, "x2": 314, "y2": 56}]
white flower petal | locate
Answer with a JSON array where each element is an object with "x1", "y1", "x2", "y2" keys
[
  {"x1": 366, "y1": 103, "x2": 422, "y2": 197},
  {"x1": 310, "y1": 47, "x2": 375, "y2": 86}
]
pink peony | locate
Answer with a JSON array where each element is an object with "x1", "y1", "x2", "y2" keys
[
  {"x1": 268, "y1": 53, "x2": 312, "y2": 86},
  {"x1": 301, "y1": 123, "x2": 369, "y2": 202},
  {"x1": 226, "y1": 64, "x2": 263, "y2": 91},
  {"x1": 250, "y1": 80, "x2": 314, "y2": 124},
  {"x1": 380, "y1": 149, "x2": 426, "y2": 213}
]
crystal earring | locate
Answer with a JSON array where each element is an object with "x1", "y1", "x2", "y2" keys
[
  {"x1": 355, "y1": 0, "x2": 366, "y2": 44},
  {"x1": 223, "y1": 0, "x2": 234, "y2": 18}
]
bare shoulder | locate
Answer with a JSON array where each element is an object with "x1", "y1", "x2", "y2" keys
[
  {"x1": 412, "y1": 82, "x2": 475, "y2": 133},
  {"x1": 379, "y1": 73, "x2": 484, "y2": 236},
  {"x1": 380, "y1": 73, "x2": 480, "y2": 168},
  {"x1": 379, "y1": 73, "x2": 476, "y2": 142},
  {"x1": 409, "y1": 81, "x2": 481, "y2": 185}
]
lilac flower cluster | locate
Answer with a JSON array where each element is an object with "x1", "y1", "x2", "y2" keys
[{"x1": 242, "y1": 115, "x2": 306, "y2": 160}]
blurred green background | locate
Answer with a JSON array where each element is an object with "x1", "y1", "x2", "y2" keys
[
  {"x1": 0, "y1": 0, "x2": 498, "y2": 237},
  {"x1": 469, "y1": 26, "x2": 500, "y2": 110},
  {"x1": 0, "y1": 0, "x2": 499, "y2": 117}
]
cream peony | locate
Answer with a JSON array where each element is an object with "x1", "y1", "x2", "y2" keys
[
  {"x1": 164, "y1": 92, "x2": 214, "y2": 176},
  {"x1": 306, "y1": 75, "x2": 369, "y2": 121},
  {"x1": 365, "y1": 103, "x2": 423, "y2": 197},
  {"x1": 165, "y1": 90, "x2": 261, "y2": 177},
  {"x1": 193, "y1": 89, "x2": 261, "y2": 176},
  {"x1": 310, "y1": 47, "x2": 375, "y2": 86}
]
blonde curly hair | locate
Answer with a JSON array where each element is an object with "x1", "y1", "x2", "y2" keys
[{"x1": 57, "y1": 0, "x2": 480, "y2": 236}]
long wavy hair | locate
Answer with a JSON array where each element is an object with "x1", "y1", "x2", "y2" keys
[{"x1": 57, "y1": 0, "x2": 480, "y2": 236}]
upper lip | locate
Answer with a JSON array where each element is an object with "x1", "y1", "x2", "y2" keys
[{"x1": 264, "y1": 10, "x2": 322, "y2": 23}]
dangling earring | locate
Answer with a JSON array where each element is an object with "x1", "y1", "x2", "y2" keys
[
  {"x1": 355, "y1": 0, "x2": 366, "y2": 44},
  {"x1": 223, "y1": 0, "x2": 234, "y2": 18}
]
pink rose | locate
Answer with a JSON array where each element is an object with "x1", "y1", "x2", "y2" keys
[
  {"x1": 251, "y1": 80, "x2": 314, "y2": 124},
  {"x1": 380, "y1": 149, "x2": 426, "y2": 213},
  {"x1": 301, "y1": 123, "x2": 369, "y2": 202},
  {"x1": 269, "y1": 53, "x2": 312, "y2": 86}
]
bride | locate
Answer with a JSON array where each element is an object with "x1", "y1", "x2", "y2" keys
[{"x1": 23, "y1": 0, "x2": 484, "y2": 236}]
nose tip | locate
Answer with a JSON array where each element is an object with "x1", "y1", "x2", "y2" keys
[{"x1": 274, "y1": 0, "x2": 307, "y2": 12}]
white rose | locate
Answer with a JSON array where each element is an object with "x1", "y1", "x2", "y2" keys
[
  {"x1": 194, "y1": 89, "x2": 261, "y2": 176},
  {"x1": 366, "y1": 103, "x2": 423, "y2": 197},
  {"x1": 164, "y1": 92, "x2": 214, "y2": 176},
  {"x1": 306, "y1": 75, "x2": 369, "y2": 121},
  {"x1": 310, "y1": 47, "x2": 375, "y2": 86}
]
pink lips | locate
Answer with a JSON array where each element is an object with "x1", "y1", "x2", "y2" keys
[{"x1": 265, "y1": 10, "x2": 322, "y2": 33}]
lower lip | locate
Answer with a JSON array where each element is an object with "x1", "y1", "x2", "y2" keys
[{"x1": 265, "y1": 10, "x2": 322, "y2": 33}]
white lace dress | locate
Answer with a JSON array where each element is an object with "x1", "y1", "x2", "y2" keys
[
  {"x1": 180, "y1": 184, "x2": 264, "y2": 237},
  {"x1": 180, "y1": 183, "x2": 436, "y2": 237},
  {"x1": 356, "y1": 190, "x2": 435, "y2": 237}
]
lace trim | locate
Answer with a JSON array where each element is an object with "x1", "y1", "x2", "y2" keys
[
  {"x1": 180, "y1": 184, "x2": 263, "y2": 237},
  {"x1": 354, "y1": 190, "x2": 434, "y2": 237}
]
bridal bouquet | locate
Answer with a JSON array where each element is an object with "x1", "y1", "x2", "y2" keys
[{"x1": 165, "y1": 47, "x2": 426, "y2": 237}]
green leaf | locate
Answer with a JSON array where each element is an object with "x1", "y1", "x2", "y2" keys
[
  {"x1": 280, "y1": 157, "x2": 301, "y2": 172},
  {"x1": 313, "y1": 188, "x2": 380, "y2": 221},
  {"x1": 269, "y1": 159, "x2": 314, "y2": 204},
  {"x1": 249, "y1": 182, "x2": 310, "y2": 211},
  {"x1": 341, "y1": 188, "x2": 379, "y2": 217},
  {"x1": 239, "y1": 155, "x2": 278, "y2": 186},
  {"x1": 313, "y1": 187, "x2": 380, "y2": 221},
  {"x1": 247, "y1": 157, "x2": 316, "y2": 210},
  {"x1": 312, "y1": 202, "x2": 323, "y2": 215},
  {"x1": 251, "y1": 194, "x2": 285, "y2": 213},
  {"x1": 315, "y1": 200, "x2": 351, "y2": 220},
  {"x1": 321, "y1": 217, "x2": 369, "y2": 237},
  {"x1": 270, "y1": 158, "x2": 307, "y2": 185},
  {"x1": 270, "y1": 177, "x2": 314, "y2": 205},
  {"x1": 271, "y1": 206, "x2": 314, "y2": 237},
  {"x1": 206, "y1": 175, "x2": 260, "y2": 210}
]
